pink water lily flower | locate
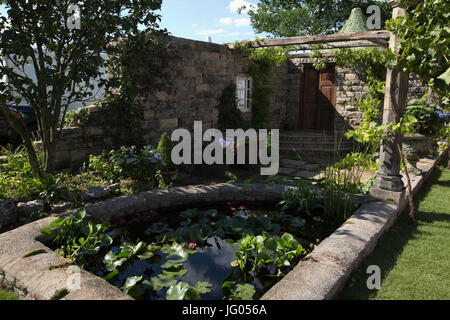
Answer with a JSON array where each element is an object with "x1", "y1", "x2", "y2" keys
[{"x1": 189, "y1": 242, "x2": 197, "y2": 249}]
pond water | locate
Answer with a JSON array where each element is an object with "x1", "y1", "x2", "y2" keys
[{"x1": 82, "y1": 203, "x2": 339, "y2": 300}]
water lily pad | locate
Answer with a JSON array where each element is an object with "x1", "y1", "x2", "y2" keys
[
  {"x1": 149, "y1": 274, "x2": 177, "y2": 291},
  {"x1": 166, "y1": 282, "x2": 190, "y2": 300}
]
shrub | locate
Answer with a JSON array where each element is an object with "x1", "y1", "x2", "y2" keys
[
  {"x1": 87, "y1": 145, "x2": 165, "y2": 182},
  {"x1": 157, "y1": 133, "x2": 176, "y2": 171},
  {"x1": 405, "y1": 99, "x2": 448, "y2": 135}
]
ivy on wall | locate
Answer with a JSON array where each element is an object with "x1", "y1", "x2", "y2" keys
[
  {"x1": 216, "y1": 84, "x2": 249, "y2": 131},
  {"x1": 310, "y1": 47, "x2": 388, "y2": 150},
  {"x1": 233, "y1": 40, "x2": 291, "y2": 129},
  {"x1": 99, "y1": 31, "x2": 170, "y2": 148}
]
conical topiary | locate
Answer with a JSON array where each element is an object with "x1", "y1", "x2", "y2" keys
[
  {"x1": 157, "y1": 132, "x2": 176, "y2": 171},
  {"x1": 339, "y1": 8, "x2": 369, "y2": 34}
]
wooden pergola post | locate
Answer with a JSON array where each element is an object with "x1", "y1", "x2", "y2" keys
[{"x1": 370, "y1": 1, "x2": 410, "y2": 203}]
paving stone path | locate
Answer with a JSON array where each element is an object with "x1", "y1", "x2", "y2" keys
[{"x1": 278, "y1": 158, "x2": 322, "y2": 181}]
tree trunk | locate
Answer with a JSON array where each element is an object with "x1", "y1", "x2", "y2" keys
[
  {"x1": 22, "y1": 137, "x2": 42, "y2": 178},
  {"x1": 397, "y1": 141, "x2": 416, "y2": 222},
  {"x1": 44, "y1": 141, "x2": 57, "y2": 174}
]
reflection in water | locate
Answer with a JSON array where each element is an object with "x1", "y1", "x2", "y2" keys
[{"x1": 178, "y1": 237, "x2": 235, "y2": 300}]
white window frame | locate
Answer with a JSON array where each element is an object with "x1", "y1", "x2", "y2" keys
[{"x1": 236, "y1": 75, "x2": 252, "y2": 112}]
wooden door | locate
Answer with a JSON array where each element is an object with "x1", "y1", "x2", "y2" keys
[{"x1": 299, "y1": 65, "x2": 336, "y2": 130}]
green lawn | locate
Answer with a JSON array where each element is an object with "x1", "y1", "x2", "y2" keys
[
  {"x1": 339, "y1": 166, "x2": 450, "y2": 300},
  {"x1": 0, "y1": 288, "x2": 18, "y2": 300}
]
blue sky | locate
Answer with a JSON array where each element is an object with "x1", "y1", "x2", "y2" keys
[
  {"x1": 159, "y1": 0, "x2": 261, "y2": 43},
  {"x1": 0, "y1": 1, "x2": 262, "y2": 44}
]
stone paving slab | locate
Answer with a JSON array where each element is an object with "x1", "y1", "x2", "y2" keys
[
  {"x1": 294, "y1": 171, "x2": 322, "y2": 180},
  {"x1": 303, "y1": 164, "x2": 321, "y2": 171},
  {"x1": 280, "y1": 159, "x2": 308, "y2": 169},
  {"x1": 279, "y1": 167, "x2": 300, "y2": 176}
]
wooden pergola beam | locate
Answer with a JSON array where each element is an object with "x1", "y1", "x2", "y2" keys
[{"x1": 226, "y1": 30, "x2": 390, "y2": 49}]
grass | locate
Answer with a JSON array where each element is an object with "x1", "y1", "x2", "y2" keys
[
  {"x1": 0, "y1": 287, "x2": 18, "y2": 300},
  {"x1": 339, "y1": 165, "x2": 450, "y2": 300}
]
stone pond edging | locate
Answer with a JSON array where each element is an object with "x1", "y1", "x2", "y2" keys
[
  {"x1": 261, "y1": 148, "x2": 448, "y2": 300},
  {"x1": 0, "y1": 149, "x2": 446, "y2": 300},
  {"x1": 0, "y1": 183, "x2": 294, "y2": 300}
]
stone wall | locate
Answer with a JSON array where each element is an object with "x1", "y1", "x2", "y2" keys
[
  {"x1": 286, "y1": 55, "x2": 429, "y2": 134},
  {"x1": 40, "y1": 36, "x2": 288, "y2": 169}
]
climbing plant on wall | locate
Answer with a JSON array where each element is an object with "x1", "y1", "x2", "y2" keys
[
  {"x1": 216, "y1": 84, "x2": 248, "y2": 131},
  {"x1": 310, "y1": 47, "x2": 388, "y2": 151},
  {"x1": 386, "y1": 0, "x2": 450, "y2": 104},
  {"x1": 100, "y1": 31, "x2": 170, "y2": 148},
  {"x1": 234, "y1": 40, "x2": 291, "y2": 129}
]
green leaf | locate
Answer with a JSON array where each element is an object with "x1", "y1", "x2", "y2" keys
[
  {"x1": 194, "y1": 281, "x2": 213, "y2": 294},
  {"x1": 101, "y1": 236, "x2": 113, "y2": 247},
  {"x1": 137, "y1": 251, "x2": 154, "y2": 260},
  {"x1": 230, "y1": 283, "x2": 256, "y2": 300},
  {"x1": 162, "y1": 266, "x2": 188, "y2": 277},
  {"x1": 74, "y1": 208, "x2": 86, "y2": 220},
  {"x1": 49, "y1": 218, "x2": 64, "y2": 228},
  {"x1": 122, "y1": 276, "x2": 143, "y2": 294},
  {"x1": 40, "y1": 228, "x2": 52, "y2": 236},
  {"x1": 149, "y1": 274, "x2": 177, "y2": 291},
  {"x1": 161, "y1": 243, "x2": 189, "y2": 268},
  {"x1": 438, "y1": 67, "x2": 450, "y2": 85},
  {"x1": 104, "y1": 269, "x2": 119, "y2": 282},
  {"x1": 166, "y1": 282, "x2": 190, "y2": 300}
]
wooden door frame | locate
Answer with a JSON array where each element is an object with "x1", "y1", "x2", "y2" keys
[{"x1": 298, "y1": 63, "x2": 337, "y2": 130}]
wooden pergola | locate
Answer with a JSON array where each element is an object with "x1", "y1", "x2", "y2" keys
[
  {"x1": 226, "y1": 2, "x2": 412, "y2": 203},
  {"x1": 225, "y1": 30, "x2": 390, "y2": 50}
]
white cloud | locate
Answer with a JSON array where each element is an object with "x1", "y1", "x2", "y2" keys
[
  {"x1": 219, "y1": 17, "x2": 233, "y2": 25},
  {"x1": 228, "y1": 0, "x2": 257, "y2": 14},
  {"x1": 227, "y1": 32, "x2": 241, "y2": 37},
  {"x1": 192, "y1": 23, "x2": 199, "y2": 27},
  {"x1": 234, "y1": 18, "x2": 251, "y2": 27},
  {"x1": 197, "y1": 29, "x2": 226, "y2": 35}
]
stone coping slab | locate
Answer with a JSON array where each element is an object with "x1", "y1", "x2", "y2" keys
[
  {"x1": 0, "y1": 217, "x2": 131, "y2": 300},
  {"x1": 261, "y1": 149, "x2": 447, "y2": 300}
]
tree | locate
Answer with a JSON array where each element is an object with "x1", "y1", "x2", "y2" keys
[
  {"x1": 386, "y1": 0, "x2": 450, "y2": 104},
  {"x1": 243, "y1": 0, "x2": 392, "y2": 37},
  {"x1": 0, "y1": 0, "x2": 164, "y2": 177}
]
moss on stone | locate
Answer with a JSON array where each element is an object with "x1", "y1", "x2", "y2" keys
[
  {"x1": 22, "y1": 248, "x2": 47, "y2": 258},
  {"x1": 49, "y1": 288, "x2": 69, "y2": 300}
]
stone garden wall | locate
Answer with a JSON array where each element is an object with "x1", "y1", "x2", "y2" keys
[{"x1": 41, "y1": 36, "x2": 288, "y2": 169}]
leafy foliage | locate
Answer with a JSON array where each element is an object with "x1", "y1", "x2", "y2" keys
[
  {"x1": 86, "y1": 145, "x2": 165, "y2": 182},
  {"x1": 41, "y1": 208, "x2": 113, "y2": 265},
  {"x1": 222, "y1": 282, "x2": 256, "y2": 300},
  {"x1": 243, "y1": 0, "x2": 391, "y2": 37},
  {"x1": 386, "y1": 0, "x2": 450, "y2": 103},
  {"x1": 0, "y1": 0, "x2": 166, "y2": 175},
  {"x1": 232, "y1": 41, "x2": 291, "y2": 129},
  {"x1": 404, "y1": 99, "x2": 448, "y2": 135},
  {"x1": 216, "y1": 84, "x2": 249, "y2": 131},
  {"x1": 225, "y1": 232, "x2": 305, "y2": 277},
  {"x1": 279, "y1": 178, "x2": 320, "y2": 215}
]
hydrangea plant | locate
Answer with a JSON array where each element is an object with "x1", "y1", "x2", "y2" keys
[
  {"x1": 404, "y1": 99, "x2": 449, "y2": 135},
  {"x1": 87, "y1": 145, "x2": 165, "y2": 182}
]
